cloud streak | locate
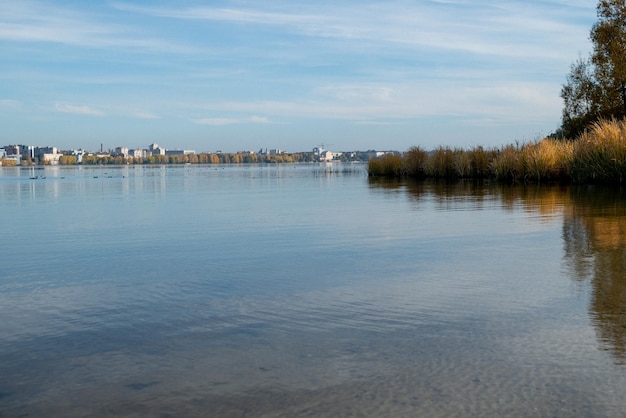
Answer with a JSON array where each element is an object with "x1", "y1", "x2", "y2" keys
[
  {"x1": 113, "y1": 1, "x2": 592, "y2": 60},
  {"x1": 192, "y1": 116, "x2": 271, "y2": 126},
  {"x1": 0, "y1": 99, "x2": 21, "y2": 109},
  {"x1": 0, "y1": 1, "x2": 598, "y2": 151},
  {"x1": 129, "y1": 111, "x2": 159, "y2": 120},
  {"x1": 54, "y1": 103, "x2": 105, "y2": 116},
  {"x1": 0, "y1": 1, "x2": 194, "y2": 53}
]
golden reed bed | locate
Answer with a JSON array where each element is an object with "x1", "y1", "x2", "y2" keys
[{"x1": 368, "y1": 119, "x2": 626, "y2": 184}]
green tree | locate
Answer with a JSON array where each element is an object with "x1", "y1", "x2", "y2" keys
[
  {"x1": 0, "y1": 158, "x2": 18, "y2": 166},
  {"x1": 59, "y1": 155, "x2": 77, "y2": 165},
  {"x1": 21, "y1": 154, "x2": 33, "y2": 166},
  {"x1": 591, "y1": 0, "x2": 626, "y2": 115},
  {"x1": 169, "y1": 155, "x2": 185, "y2": 164},
  {"x1": 561, "y1": 0, "x2": 626, "y2": 138},
  {"x1": 81, "y1": 155, "x2": 97, "y2": 165},
  {"x1": 561, "y1": 57, "x2": 599, "y2": 138}
]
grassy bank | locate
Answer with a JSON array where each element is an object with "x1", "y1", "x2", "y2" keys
[{"x1": 368, "y1": 119, "x2": 626, "y2": 184}]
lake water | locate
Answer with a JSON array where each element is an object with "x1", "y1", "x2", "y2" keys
[{"x1": 1, "y1": 164, "x2": 626, "y2": 417}]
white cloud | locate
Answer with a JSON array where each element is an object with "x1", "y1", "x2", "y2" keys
[
  {"x1": 0, "y1": 1, "x2": 116, "y2": 44},
  {"x1": 130, "y1": 111, "x2": 159, "y2": 120},
  {"x1": 317, "y1": 85, "x2": 393, "y2": 102},
  {"x1": 355, "y1": 120, "x2": 395, "y2": 126},
  {"x1": 181, "y1": 76, "x2": 561, "y2": 127},
  {"x1": 192, "y1": 116, "x2": 271, "y2": 126},
  {"x1": 0, "y1": 1, "x2": 596, "y2": 149},
  {"x1": 112, "y1": 3, "x2": 324, "y2": 26},
  {"x1": 113, "y1": 1, "x2": 593, "y2": 61},
  {"x1": 0, "y1": 1, "x2": 193, "y2": 53},
  {"x1": 193, "y1": 118, "x2": 238, "y2": 126},
  {"x1": 0, "y1": 99, "x2": 21, "y2": 109},
  {"x1": 54, "y1": 103, "x2": 105, "y2": 116},
  {"x1": 249, "y1": 115, "x2": 270, "y2": 124}
]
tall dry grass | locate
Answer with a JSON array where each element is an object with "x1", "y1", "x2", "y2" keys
[
  {"x1": 367, "y1": 119, "x2": 626, "y2": 184},
  {"x1": 469, "y1": 146, "x2": 497, "y2": 178},
  {"x1": 425, "y1": 146, "x2": 457, "y2": 178},
  {"x1": 522, "y1": 139, "x2": 574, "y2": 183},
  {"x1": 403, "y1": 146, "x2": 428, "y2": 177},
  {"x1": 367, "y1": 153, "x2": 405, "y2": 177},
  {"x1": 570, "y1": 119, "x2": 626, "y2": 183},
  {"x1": 490, "y1": 144, "x2": 523, "y2": 182}
]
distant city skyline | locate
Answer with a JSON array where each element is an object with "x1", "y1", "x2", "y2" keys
[
  {"x1": 1, "y1": 141, "x2": 392, "y2": 165},
  {"x1": 1, "y1": 1, "x2": 595, "y2": 153},
  {"x1": 1, "y1": 141, "x2": 369, "y2": 156}
]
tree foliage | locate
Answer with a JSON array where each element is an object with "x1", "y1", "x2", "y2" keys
[
  {"x1": 561, "y1": 57, "x2": 598, "y2": 137},
  {"x1": 58, "y1": 155, "x2": 77, "y2": 165},
  {"x1": 561, "y1": 0, "x2": 626, "y2": 138},
  {"x1": 57, "y1": 151, "x2": 317, "y2": 165}
]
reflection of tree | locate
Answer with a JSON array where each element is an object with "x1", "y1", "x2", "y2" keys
[
  {"x1": 369, "y1": 178, "x2": 569, "y2": 219},
  {"x1": 369, "y1": 179, "x2": 626, "y2": 364},
  {"x1": 565, "y1": 187, "x2": 626, "y2": 364}
]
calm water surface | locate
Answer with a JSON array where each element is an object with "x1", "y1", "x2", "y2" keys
[{"x1": 1, "y1": 164, "x2": 626, "y2": 417}]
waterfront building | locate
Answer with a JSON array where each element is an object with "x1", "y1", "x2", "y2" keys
[
  {"x1": 42, "y1": 153, "x2": 61, "y2": 165},
  {"x1": 149, "y1": 143, "x2": 166, "y2": 156},
  {"x1": 165, "y1": 149, "x2": 195, "y2": 156}
]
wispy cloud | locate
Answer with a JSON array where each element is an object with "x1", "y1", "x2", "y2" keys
[
  {"x1": 113, "y1": 1, "x2": 592, "y2": 60},
  {"x1": 112, "y1": 3, "x2": 324, "y2": 26},
  {"x1": 130, "y1": 111, "x2": 159, "y2": 120},
  {"x1": 0, "y1": 99, "x2": 21, "y2": 109},
  {"x1": 249, "y1": 116, "x2": 270, "y2": 124},
  {"x1": 193, "y1": 118, "x2": 238, "y2": 126},
  {"x1": 52, "y1": 103, "x2": 161, "y2": 119},
  {"x1": 192, "y1": 116, "x2": 271, "y2": 126},
  {"x1": 317, "y1": 85, "x2": 393, "y2": 102},
  {"x1": 183, "y1": 77, "x2": 560, "y2": 126},
  {"x1": 54, "y1": 103, "x2": 105, "y2": 116},
  {"x1": 0, "y1": 1, "x2": 193, "y2": 53},
  {"x1": 0, "y1": 1, "x2": 597, "y2": 150}
]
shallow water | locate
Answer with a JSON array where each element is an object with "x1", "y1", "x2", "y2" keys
[{"x1": 1, "y1": 164, "x2": 626, "y2": 417}]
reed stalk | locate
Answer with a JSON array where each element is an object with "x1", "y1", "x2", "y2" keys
[{"x1": 367, "y1": 119, "x2": 626, "y2": 184}]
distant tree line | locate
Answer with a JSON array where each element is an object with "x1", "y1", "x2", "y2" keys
[
  {"x1": 77, "y1": 152, "x2": 317, "y2": 165},
  {"x1": 559, "y1": 0, "x2": 626, "y2": 138},
  {"x1": 2, "y1": 150, "x2": 377, "y2": 166},
  {"x1": 2, "y1": 154, "x2": 77, "y2": 166},
  {"x1": 0, "y1": 158, "x2": 18, "y2": 166}
]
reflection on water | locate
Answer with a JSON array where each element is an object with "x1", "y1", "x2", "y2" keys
[
  {"x1": 3, "y1": 167, "x2": 626, "y2": 416},
  {"x1": 372, "y1": 178, "x2": 626, "y2": 365},
  {"x1": 371, "y1": 177, "x2": 571, "y2": 217},
  {"x1": 566, "y1": 187, "x2": 626, "y2": 364}
]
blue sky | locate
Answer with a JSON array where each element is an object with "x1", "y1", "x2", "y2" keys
[{"x1": 1, "y1": 1, "x2": 595, "y2": 153}]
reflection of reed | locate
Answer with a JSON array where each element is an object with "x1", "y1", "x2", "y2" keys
[
  {"x1": 565, "y1": 187, "x2": 626, "y2": 364},
  {"x1": 369, "y1": 178, "x2": 569, "y2": 219},
  {"x1": 369, "y1": 179, "x2": 626, "y2": 364}
]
